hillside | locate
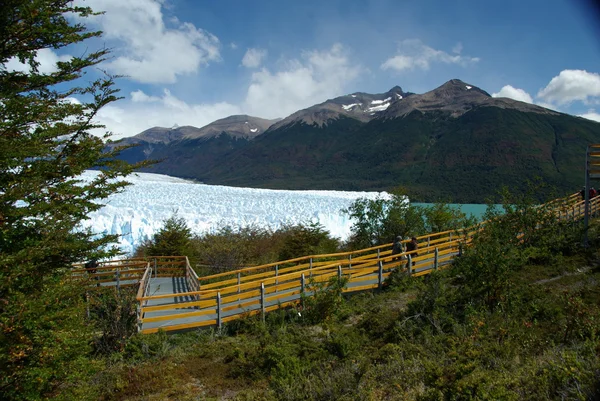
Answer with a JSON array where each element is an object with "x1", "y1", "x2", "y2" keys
[
  {"x1": 118, "y1": 80, "x2": 600, "y2": 203},
  {"x1": 74, "y1": 213, "x2": 600, "y2": 400}
]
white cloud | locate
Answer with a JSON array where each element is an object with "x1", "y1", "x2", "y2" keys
[
  {"x1": 230, "y1": 42, "x2": 238, "y2": 50},
  {"x1": 76, "y1": 0, "x2": 220, "y2": 84},
  {"x1": 243, "y1": 43, "x2": 361, "y2": 119},
  {"x1": 4, "y1": 48, "x2": 71, "y2": 74},
  {"x1": 492, "y1": 85, "x2": 533, "y2": 104},
  {"x1": 87, "y1": 44, "x2": 362, "y2": 138},
  {"x1": 381, "y1": 39, "x2": 479, "y2": 72},
  {"x1": 242, "y1": 48, "x2": 267, "y2": 68},
  {"x1": 537, "y1": 70, "x2": 600, "y2": 105},
  {"x1": 452, "y1": 42, "x2": 463, "y2": 54},
  {"x1": 95, "y1": 89, "x2": 240, "y2": 139},
  {"x1": 579, "y1": 109, "x2": 600, "y2": 122}
]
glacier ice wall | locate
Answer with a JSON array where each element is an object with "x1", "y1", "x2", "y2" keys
[{"x1": 80, "y1": 171, "x2": 390, "y2": 254}]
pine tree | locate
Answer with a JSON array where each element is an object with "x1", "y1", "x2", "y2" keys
[{"x1": 0, "y1": 1, "x2": 139, "y2": 398}]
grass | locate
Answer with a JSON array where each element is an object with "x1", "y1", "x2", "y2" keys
[{"x1": 73, "y1": 246, "x2": 600, "y2": 400}]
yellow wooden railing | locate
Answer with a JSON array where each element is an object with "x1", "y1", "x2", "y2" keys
[{"x1": 74, "y1": 192, "x2": 599, "y2": 334}]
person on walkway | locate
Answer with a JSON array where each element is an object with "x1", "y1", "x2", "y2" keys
[
  {"x1": 405, "y1": 237, "x2": 419, "y2": 266},
  {"x1": 85, "y1": 258, "x2": 100, "y2": 287},
  {"x1": 581, "y1": 187, "x2": 586, "y2": 201},
  {"x1": 391, "y1": 236, "x2": 405, "y2": 261}
]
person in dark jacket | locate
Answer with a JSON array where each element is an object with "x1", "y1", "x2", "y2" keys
[
  {"x1": 391, "y1": 236, "x2": 405, "y2": 261},
  {"x1": 85, "y1": 259, "x2": 100, "y2": 286},
  {"x1": 405, "y1": 237, "x2": 418, "y2": 266}
]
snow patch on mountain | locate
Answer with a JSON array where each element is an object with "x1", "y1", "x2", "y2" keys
[
  {"x1": 367, "y1": 102, "x2": 391, "y2": 112},
  {"x1": 371, "y1": 97, "x2": 392, "y2": 105},
  {"x1": 342, "y1": 103, "x2": 360, "y2": 110}
]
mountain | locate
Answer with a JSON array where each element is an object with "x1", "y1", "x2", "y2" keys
[
  {"x1": 119, "y1": 80, "x2": 600, "y2": 203},
  {"x1": 269, "y1": 86, "x2": 409, "y2": 130},
  {"x1": 114, "y1": 115, "x2": 277, "y2": 167}
]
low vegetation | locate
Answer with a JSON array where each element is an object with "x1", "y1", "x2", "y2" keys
[
  {"x1": 2, "y1": 2, "x2": 599, "y2": 400},
  {"x1": 43, "y1": 194, "x2": 600, "y2": 400}
]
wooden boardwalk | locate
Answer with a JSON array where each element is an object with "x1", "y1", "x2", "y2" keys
[{"x1": 74, "y1": 192, "x2": 598, "y2": 334}]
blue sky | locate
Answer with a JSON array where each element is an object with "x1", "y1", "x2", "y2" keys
[{"x1": 10, "y1": 0, "x2": 600, "y2": 138}]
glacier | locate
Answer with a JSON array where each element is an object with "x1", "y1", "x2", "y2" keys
[{"x1": 80, "y1": 171, "x2": 390, "y2": 254}]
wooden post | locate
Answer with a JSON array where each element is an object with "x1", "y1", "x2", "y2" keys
[
  {"x1": 378, "y1": 260, "x2": 383, "y2": 289},
  {"x1": 301, "y1": 273, "x2": 306, "y2": 309},
  {"x1": 338, "y1": 265, "x2": 342, "y2": 280},
  {"x1": 434, "y1": 247, "x2": 439, "y2": 270},
  {"x1": 217, "y1": 292, "x2": 222, "y2": 329},
  {"x1": 407, "y1": 255, "x2": 412, "y2": 276},
  {"x1": 260, "y1": 282, "x2": 265, "y2": 322}
]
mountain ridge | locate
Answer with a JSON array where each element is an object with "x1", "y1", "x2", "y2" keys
[{"x1": 115, "y1": 79, "x2": 600, "y2": 202}]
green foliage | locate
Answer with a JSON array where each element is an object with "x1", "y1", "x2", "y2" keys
[
  {"x1": 301, "y1": 275, "x2": 349, "y2": 324},
  {"x1": 136, "y1": 214, "x2": 195, "y2": 258},
  {"x1": 0, "y1": 279, "x2": 93, "y2": 400},
  {"x1": 277, "y1": 222, "x2": 340, "y2": 261},
  {"x1": 346, "y1": 189, "x2": 473, "y2": 248},
  {"x1": 195, "y1": 226, "x2": 276, "y2": 272},
  {"x1": 88, "y1": 287, "x2": 138, "y2": 355},
  {"x1": 345, "y1": 190, "x2": 425, "y2": 248},
  {"x1": 0, "y1": 1, "x2": 139, "y2": 399}
]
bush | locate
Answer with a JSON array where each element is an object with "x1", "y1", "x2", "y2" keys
[
  {"x1": 277, "y1": 222, "x2": 340, "y2": 261},
  {"x1": 88, "y1": 287, "x2": 138, "y2": 355},
  {"x1": 136, "y1": 214, "x2": 196, "y2": 260}
]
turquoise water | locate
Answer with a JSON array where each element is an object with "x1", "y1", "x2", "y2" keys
[{"x1": 412, "y1": 203, "x2": 502, "y2": 221}]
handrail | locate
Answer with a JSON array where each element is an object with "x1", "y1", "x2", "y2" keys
[{"x1": 75, "y1": 191, "x2": 593, "y2": 333}]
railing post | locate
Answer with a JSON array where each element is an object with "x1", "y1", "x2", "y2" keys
[
  {"x1": 217, "y1": 292, "x2": 222, "y2": 329},
  {"x1": 427, "y1": 236, "x2": 430, "y2": 248},
  {"x1": 378, "y1": 260, "x2": 383, "y2": 289},
  {"x1": 301, "y1": 273, "x2": 306, "y2": 309},
  {"x1": 309, "y1": 258, "x2": 313, "y2": 278},
  {"x1": 338, "y1": 265, "x2": 342, "y2": 280},
  {"x1": 237, "y1": 272, "x2": 241, "y2": 294},
  {"x1": 153, "y1": 258, "x2": 157, "y2": 278},
  {"x1": 116, "y1": 268, "x2": 120, "y2": 291},
  {"x1": 407, "y1": 255, "x2": 412, "y2": 276},
  {"x1": 434, "y1": 247, "x2": 439, "y2": 270},
  {"x1": 348, "y1": 254, "x2": 352, "y2": 269},
  {"x1": 377, "y1": 248, "x2": 380, "y2": 260},
  {"x1": 275, "y1": 265, "x2": 279, "y2": 285},
  {"x1": 260, "y1": 282, "x2": 265, "y2": 322}
]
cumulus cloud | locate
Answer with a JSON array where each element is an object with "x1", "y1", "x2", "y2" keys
[
  {"x1": 242, "y1": 48, "x2": 267, "y2": 68},
  {"x1": 381, "y1": 39, "x2": 479, "y2": 72},
  {"x1": 4, "y1": 48, "x2": 71, "y2": 74},
  {"x1": 579, "y1": 109, "x2": 600, "y2": 122},
  {"x1": 75, "y1": 0, "x2": 220, "y2": 84},
  {"x1": 537, "y1": 70, "x2": 600, "y2": 105},
  {"x1": 243, "y1": 43, "x2": 361, "y2": 119},
  {"x1": 95, "y1": 89, "x2": 240, "y2": 139},
  {"x1": 83, "y1": 43, "x2": 362, "y2": 138},
  {"x1": 452, "y1": 42, "x2": 463, "y2": 54},
  {"x1": 492, "y1": 85, "x2": 533, "y2": 104}
]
